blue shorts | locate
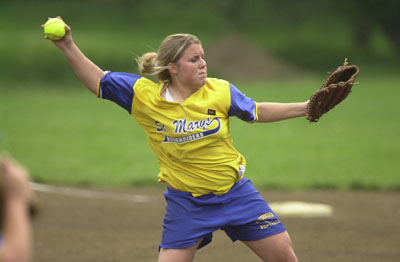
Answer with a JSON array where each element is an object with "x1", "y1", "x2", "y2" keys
[{"x1": 160, "y1": 177, "x2": 286, "y2": 250}]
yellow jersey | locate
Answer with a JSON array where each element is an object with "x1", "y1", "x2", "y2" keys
[{"x1": 98, "y1": 72, "x2": 258, "y2": 196}]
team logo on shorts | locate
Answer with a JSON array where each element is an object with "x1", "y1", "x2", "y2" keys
[
  {"x1": 256, "y1": 212, "x2": 281, "y2": 230},
  {"x1": 256, "y1": 212, "x2": 275, "y2": 223}
]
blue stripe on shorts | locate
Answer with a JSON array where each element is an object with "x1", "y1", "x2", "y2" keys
[{"x1": 160, "y1": 177, "x2": 286, "y2": 250}]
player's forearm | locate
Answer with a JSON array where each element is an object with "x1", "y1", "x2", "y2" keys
[
  {"x1": 256, "y1": 102, "x2": 308, "y2": 123},
  {"x1": 61, "y1": 42, "x2": 104, "y2": 95}
]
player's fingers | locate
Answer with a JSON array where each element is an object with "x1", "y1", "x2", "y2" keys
[{"x1": 64, "y1": 24, "x2": 71, "y2": 35}]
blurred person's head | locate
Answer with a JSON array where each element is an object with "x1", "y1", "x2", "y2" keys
[{"x1": 0, "y1": 156, "x2": 37, "y2": 230}]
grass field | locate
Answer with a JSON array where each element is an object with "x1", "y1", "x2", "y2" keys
[{"x1": 1, "y1": 74, "x2": 399, "y2": 190}]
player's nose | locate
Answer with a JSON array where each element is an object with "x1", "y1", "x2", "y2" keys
[{"x1": 199, "y1": 57, "x2": 206, "y2": 68}]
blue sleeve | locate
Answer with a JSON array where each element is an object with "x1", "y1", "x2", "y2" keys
[
  {"x1": 98, "y1": 72, "x2": 141, "y2": 114},
  {"x1": 228, "y1": 83, "x2": 257, "y2": 122}
]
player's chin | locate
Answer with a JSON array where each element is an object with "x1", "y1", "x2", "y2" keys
[
  {"x1": 197, "y1": 79, "x2": 206, "y2": 87},
  {"x1": 198, "y1": 74, "x2": 207, "y2": 86}
]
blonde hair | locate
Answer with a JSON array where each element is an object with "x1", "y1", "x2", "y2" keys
[{"x1": 136, "y1": 34, "x2": 201, "y2": 81}]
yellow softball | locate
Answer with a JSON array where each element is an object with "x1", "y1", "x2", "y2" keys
[{"x1": 44, "y1": 18, "x2": 66, "y2": 40}]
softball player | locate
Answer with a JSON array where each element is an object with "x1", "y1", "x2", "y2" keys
[{"x1": 46, "y1": 18, "x2": 307, "y2": 262}]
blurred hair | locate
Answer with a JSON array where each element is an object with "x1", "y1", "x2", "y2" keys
[{"x1": 136, "y1": 34, "x2": 201, "y2": 82}]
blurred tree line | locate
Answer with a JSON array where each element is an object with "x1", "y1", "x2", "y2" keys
[
  {"x1": 111, "y1": 0, "x2": 399, "y2": 50},
  {"x1": 217, "y1": 0, "x2": 400, "y2": 55},
  {"x1": 1, "y1": 0, "x2": 399, "y2": 83},
  {"x1": 343, "y1": 0, "x2": 399, "y2": 54},
  {"x1": 116, "y1": 0, "x2": 400, "y2": 56}
]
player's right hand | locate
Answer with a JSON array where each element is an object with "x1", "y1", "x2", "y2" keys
[{"x1": 42, "y1": 16, "x2": 73, "y2": 50}]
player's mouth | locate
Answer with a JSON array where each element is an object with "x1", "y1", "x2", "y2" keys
[{"x1": 199, "y1": 71, "x2": 207, "y2": 77}]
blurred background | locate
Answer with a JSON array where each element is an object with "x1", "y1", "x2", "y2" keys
[{"x1": 1, "y1": 0, "x2": 399, "y2": 190}]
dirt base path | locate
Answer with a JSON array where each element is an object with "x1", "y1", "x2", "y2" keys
[{"x1": 32, "y1": 187, "x2": 400, "y2": 261}]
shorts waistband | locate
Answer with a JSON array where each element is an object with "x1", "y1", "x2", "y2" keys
[{"x1": 165, "y1": 177, "x2": 248, "y2": 198}]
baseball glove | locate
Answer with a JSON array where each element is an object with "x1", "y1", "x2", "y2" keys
[{"x1": 306, "y1": 59, "x2": 359, "y2": 122}]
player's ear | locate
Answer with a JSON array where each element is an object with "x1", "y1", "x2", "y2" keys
[{"x1": 168, "y1": 62, "x2": 178, "y2": 75}]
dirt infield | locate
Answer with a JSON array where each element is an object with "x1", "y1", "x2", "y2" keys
[{"x1": 32, "y1": 187, "x2": 400, "y2": 262}]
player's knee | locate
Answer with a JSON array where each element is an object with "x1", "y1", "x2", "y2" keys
[
  {"x1": 283, "y1": 250, "x2": 298, "y2": 262},
  {"x1": 267, "y1": 239, "x2": 298, "y2": 262},
  {"x1": 265, "y1": 250, "x2": 297, "y2": 262},
  {"x1": 278, "y1": 243, "x2": 298, "y2": 262}
]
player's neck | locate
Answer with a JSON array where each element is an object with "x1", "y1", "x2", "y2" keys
[{"x1": 168, "y1": 82, "x2": 200, "y2": 103}]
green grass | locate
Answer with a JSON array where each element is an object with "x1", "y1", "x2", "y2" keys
[
  {"x1": 1, "y1": 74, "x2": 399, "y2": 190},
  {"x1": 231, "y1": 76, "x2": 400, "y2": 190},
  {"x1": 0, "y1": 83, "x2": 158, "y2": 187},
  {"x1": 0, "y1": 0, "x2": 398, "y2": 190}
]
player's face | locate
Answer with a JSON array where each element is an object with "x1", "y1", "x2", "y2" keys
[{"x1": 173, "y1": 43, "x2": 207, "y2": 89}]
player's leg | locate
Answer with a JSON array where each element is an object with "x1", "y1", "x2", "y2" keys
[
  {"x1": 160, "y1": 187, "x2": 216, "y2": 262},
  {"x1": 158, "y1": 238, "x2": 203, "y2": 262},
  {"x1": 242, "y1": 231, "x2": 298, "y2": 262},
  {"x1": 220, "y1": 178, "x2": 297, "y2": 261}
]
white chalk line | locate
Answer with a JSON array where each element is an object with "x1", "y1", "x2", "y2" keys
[{"x1": 30, "y1": 182, "x2": 151, "y2": 203}]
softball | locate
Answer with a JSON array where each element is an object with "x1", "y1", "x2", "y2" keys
[{"x1": 44, "y1": 18, "x2": 66, "y2": 40}]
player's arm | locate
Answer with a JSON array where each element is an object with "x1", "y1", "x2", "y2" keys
[
  {"x1": 256, "y1": 101, "x2": 308, "y2": 123},
  {"x1": 44, "y1": 18, "x2": 104, "y2": 95}
]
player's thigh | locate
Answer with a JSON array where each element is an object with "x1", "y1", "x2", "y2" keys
[
  {"x1": 242, "y1": 231, "x2": 298, "y2": 262},
  {"x1": 158, "y1": 238, "x2": 203, "y2": 262}
]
